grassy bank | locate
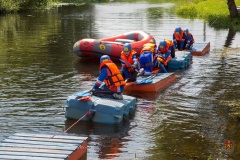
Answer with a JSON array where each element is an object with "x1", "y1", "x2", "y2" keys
[{"x1": 176, "y1": 0, "x2": 240, "y2": 30}]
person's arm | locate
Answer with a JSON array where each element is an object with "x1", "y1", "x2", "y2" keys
[
  {"x1": 132, "y1": 54, "x2": 138, "y2": 68},
  {"x1": 173, "y1": 34, "x2": 177, "y2": 48},
  {"x1": 93, "y1": 67, "x2": 108, "y2": 89}
]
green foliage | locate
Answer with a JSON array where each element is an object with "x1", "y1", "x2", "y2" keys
[
  {"x1": 177, "y1": 0, "x2": 240, "y2": 31},
  {"x1": 0, "y1": 0, "x2": 19, "y2": 13},
  {"x1": 176, "y1": 3, "x2": 197, "y2": 19},
  {"x1": 0, "y1": 0, "x2": 59, "y2": 13}
]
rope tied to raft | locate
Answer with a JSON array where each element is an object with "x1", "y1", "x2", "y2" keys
[{"x1": 51, "y1": 111, "x2": 90, "y2": 139}]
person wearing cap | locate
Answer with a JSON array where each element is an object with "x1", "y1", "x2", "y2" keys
[
  {"x1": 120, "y1": 43, "x2": 138, "y2": 82},
  {"x1": 91, "y1": 55, "x2": 126, "y2": 100},
  {"x1": 173, "y1": 27, "x2": 186, "y2": 51}
]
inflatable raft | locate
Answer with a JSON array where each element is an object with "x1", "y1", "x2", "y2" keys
[
  {"x1": 65, "y1": 92, "x2": 136, "y2": 124},
  {"x1": 73, "y1": 30, "x2": 155, "y2": 60}
]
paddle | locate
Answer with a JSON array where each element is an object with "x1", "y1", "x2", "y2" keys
[
  {"x1": 119, "y1": 59, "x2": 138, "y2": 72},
  {"x1": 136, "y1": 74, "x2": 156, "y2": 84},
  {"x1": 75, "y1": 90, "x2": 92, "y2": 98}
]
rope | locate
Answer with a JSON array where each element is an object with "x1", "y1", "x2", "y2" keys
[{"x1": 51, "y1": 111, "x2": 88, "y2": 138}]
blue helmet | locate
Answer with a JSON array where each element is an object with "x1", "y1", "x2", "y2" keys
[
  {"x1": 100, "y1": 55, "x2": 110, "y2": 63},
  {"x1": 123, "y1": 43, "x2": 132, "y2": 52},
  {"x1": 185, "y1": 29, "x2": 189, "y2": 35},
  {"x1": 159, "y1": 40, "x2": 166, "y2": 48},
  {"x1": 175, "y1": 27, "x2": 182, "y2": 33}
]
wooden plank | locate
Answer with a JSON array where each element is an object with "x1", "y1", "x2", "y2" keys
[
  {"x1": 14, "y1": 133, "x2": 88, "y2": 140},
  {"x1": 3, "y1": 139, "x2": 79, "y2": 147},
  {"x1": 0, "y1": 151, "x2": 67, "y2": 159},
  {"x1": 0, "y1": 147, "x2": 71, "y2": 155},
  {"x1": 0, "y1": 143, "x2": 76, "y2": 151},
  {"x1": 0, "y1": 133, "x2": 88, "y2": 160},
  {"x1": 8, "y1": 135, "x2": 83, "y2": 144},
  {"x1": 0, "y1": 155, "x2": 62, "y2": 160}
]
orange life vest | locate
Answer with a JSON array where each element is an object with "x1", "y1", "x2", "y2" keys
[
  {"x1": 99, "y1": 60, "x2": 126, "y2": 88},
  {"x1": 120, "y1": 50, "x2": 136, "y2": 65},
  {"x1": 160, "y1": 40, "x2": 174, "y2": 54},
  {"x1": 141, "y1": 43, "x2": 156, "y2": 53},
  {"x1": 174, "y1": 30, "x2": 185, "y2": 41},
  {"x1": 120, "y1": 50, "x2": 137, "y2": 72}
]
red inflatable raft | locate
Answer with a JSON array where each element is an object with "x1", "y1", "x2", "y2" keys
[{"x1": 73, "y1": 30, "x2": 155, "y2": 60}]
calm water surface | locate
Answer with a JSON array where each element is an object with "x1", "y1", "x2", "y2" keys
[{"x1": 0, "y1": 2, "x2": 240, "y2": 160}]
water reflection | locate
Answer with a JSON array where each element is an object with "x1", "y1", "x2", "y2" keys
[
  {"x1": 64, "y1": 119, "x2": 132, "y2": 159},
  {"x1": 224, "y1": 27, "x2": 237, "y2": 47}
]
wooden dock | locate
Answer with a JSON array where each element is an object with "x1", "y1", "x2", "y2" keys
[{"x1": 0, "y1": 133, "x2": 88, "y2": 160}]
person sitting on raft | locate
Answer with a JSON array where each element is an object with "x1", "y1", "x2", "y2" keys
[
  {"x1": 90, "y1": 55, "x2": 126, "y2": 100},
  {"x1": 120, "y1": 43, "x2": 139, "y2": 82},
  {"x1": 157, "y1": 39, "x2": 175, "y2": 73},
  {"x1": 137, "y1": 39, "x2": 157, "y2": 76},
  {"x1": 184, "y1": 28, "x2": 195, "y2": 50},
  {"x1": 173, "y1": 27, "x2": 186, "y2": 51}
]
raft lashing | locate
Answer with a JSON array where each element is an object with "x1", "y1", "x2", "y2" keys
[
  {"x1": 0, "y1": 133, "x2": 88, "y2": 160},
  {"x1": 65, "y1": 93, "x2": 136, "y2": 124}
]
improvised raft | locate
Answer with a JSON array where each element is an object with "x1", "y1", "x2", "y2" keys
[
  {"x1": 65, "y1": 50, "x2": 200, "y2": 124},
  {"x1": 67, "y1": 31, "x2": 211, "y2": 124}
]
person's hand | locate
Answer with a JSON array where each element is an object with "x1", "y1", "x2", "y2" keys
[
  {"x1": 87, "y1": 88, "x2": 95, "y2": 94},
  {"x1": 131, "y1": 64, "x2": 137, "y2": 69}
]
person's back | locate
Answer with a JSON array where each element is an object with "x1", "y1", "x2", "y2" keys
[
  {"x1": 137, "y1": 39, "x2": 157, "y2": 76},
  {"x1": 91, "y1": 55, "x2": 126, "y2": 100}
]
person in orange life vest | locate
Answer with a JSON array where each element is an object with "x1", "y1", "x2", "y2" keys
[
  {"x1": 137, "y1": 39, "x2": 156, "y2": 76},
  {"x1": 184, "y1": 28, "x2": 195, "y2": 50},
  {"x1": 157, "y1": 40, "x2": 175, "y2": 73},
  {"x1": 91, "y1": 55, "x2": 126, "y2": 100},
  {"x1": 173, "y1": 27, "x2": 186, "y2": 51},
  {"x1": 120, "y1": 43, "x2": 138, "y2": 82}
]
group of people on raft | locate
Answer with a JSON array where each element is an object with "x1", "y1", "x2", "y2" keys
[{"x1": 89, "y1": 27, "x2": 195, "y2": 100}]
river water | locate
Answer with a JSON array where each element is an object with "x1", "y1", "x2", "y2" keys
[{"x1": 0, "y1": 1, "x2": 240, "y2": 160}]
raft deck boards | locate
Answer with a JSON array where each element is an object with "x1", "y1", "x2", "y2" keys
[
  {"x1": 189, "y1": 42, "x2": 210, "y2": 56},
  {"x1": 0, "y1": 133, "x2": 88, "y2": 160},
  {"x1": 124, "y1": 73, "x2": 176, "y2": 93}
]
